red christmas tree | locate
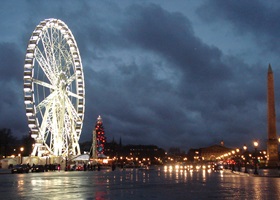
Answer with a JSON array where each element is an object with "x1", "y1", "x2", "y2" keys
[{"x1": 95, "y1": 115, "x2": 106, "y2": 157}]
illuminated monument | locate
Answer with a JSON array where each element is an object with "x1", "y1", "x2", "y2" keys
[{"x1": 267, "y1": 64, "x2": 279, "y2": 166}]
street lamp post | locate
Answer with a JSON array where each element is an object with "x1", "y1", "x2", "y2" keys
[
  {"x1": 243, "y1": 145, "x2": 248, "y2": 173},
  {"x1": 253, "y1": 141, "x2": 258, "y2": 175},
  {"x1": 236, "y1": 148, "x2": 241, "y2": 172},
  {"x1": 231, "y1": 150, "x2": 235, "y2": 171},
  {"x1": 20, "y1": 147, "x2": 24, "y2": 164}
]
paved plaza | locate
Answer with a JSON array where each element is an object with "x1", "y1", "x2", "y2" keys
[{"x1": 1, "y1": 167, "x2": 280, "y2": 199}]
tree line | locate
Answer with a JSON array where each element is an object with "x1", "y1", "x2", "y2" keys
[{"x1": 0, "y1": 128, "x2": 34, "y2": 158}]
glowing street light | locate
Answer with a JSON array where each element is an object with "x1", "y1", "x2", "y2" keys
[
  {"x1": 253, "y1": 141, "x2": 259, "y2": 175},
  {"x1": 235, "y1": 148, "x2": 241, "y2": 172},
  {"x1": 20, "y1": 147, "x2": 24, "y2": 164},
  {"x1": 243, "y1": 144, "x2": 248, "y2": 173},
  {"x1": 253, "y1": 141, "x2": 258, "y2": 148}
]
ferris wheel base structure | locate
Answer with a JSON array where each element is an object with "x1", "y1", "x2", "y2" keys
[
  {"x1": 24, "y1": 18, "x2": 85, "y2": 158},
  {"x1": 22, "y1": 155, "x2": 66, "y2": 166}
]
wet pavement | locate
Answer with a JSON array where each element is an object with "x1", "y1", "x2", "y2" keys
[{"x1": 1, "y1": 167, "x2": 280, "y2": 199}]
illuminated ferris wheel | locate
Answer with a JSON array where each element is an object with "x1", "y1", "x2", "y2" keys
[{"x1": 23, "y1": 18, "x2": 85, "y2": 157}]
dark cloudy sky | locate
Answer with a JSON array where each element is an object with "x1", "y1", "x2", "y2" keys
[{"x1": 1, "y1": 0, "x2": 280, "y2": 151}]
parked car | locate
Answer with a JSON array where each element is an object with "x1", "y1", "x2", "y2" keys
[
  {"x1": 31, "y1": 165, "x2": 45, "y2": 172},
  {"x1": 11, "y1": 164, "x2": 29, "y2": 174}
]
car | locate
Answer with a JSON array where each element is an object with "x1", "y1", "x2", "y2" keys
[
  {"x1": 212, "y1": 164, "x2": 223, "y2": 171},
  {"x1": 31, "y1": 165, "x2": 45, "y2": 172},
  {"x1": 11, "y1": 164, "x2": 30, "y2": 174}
]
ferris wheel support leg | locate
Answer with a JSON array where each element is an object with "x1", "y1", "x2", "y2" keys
[
  {"x1": 76, "y1": 144, "x2": 81, "y2": 155},
  {"x1": 31, "y1": 145, "x2": 38, "y2": 156}
]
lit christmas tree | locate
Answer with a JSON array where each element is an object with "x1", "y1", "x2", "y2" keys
[{"x1": 94, "y1": 115, "x2": 106, "y2": 158}]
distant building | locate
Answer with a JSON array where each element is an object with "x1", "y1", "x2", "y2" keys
[
  {"x1": 104, "y1": 142, "x2": 165, "y2": 165},
  {"x1": 200, "y1": 145, "x2": 233, "y2": 161},
  {"x1": 121, "y1": 144, "x2": 165, "y2": 158},
  {"x1": 104, "y1": 139, "x2": 119, "y2": 158},
  {"x1": 187, "y1": 143, "x2": 232, "y2": 162}
]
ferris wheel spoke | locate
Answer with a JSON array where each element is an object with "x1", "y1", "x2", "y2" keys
[
  {"x1": 66, "y1": 74, "x2": 76, "y2": 85},
  {"x1": 33, "y1": 78, "x2": 55, "y2": 90},
  {"x1": 64, "y1": 94, "x2": 81, "y2": 121},
  {"x1": 35, "y1": 91, "x2": 57, "y2": 113},
  {"x1": 67, "y1": 91, "x2": 83, "y2": 99},
  {"x1": 41, "y1": 29, "x2": 54, "y2": 64},
  {"x1": 39, "y1": 104, "x2": 51, "y2": 138},
  {"x1": 42, "y1": 109, "x2": 56, "y2": 155},
  {"x1": 34, "y1": 46, "x2": 56, "y2": 84},
  {"x1": 58, "y1": 44, "x2": 73, "y2": 71},
  {"x1": 41, "y1": 28, "x2": 59, "y2": 75},
  {"x1": 53, "y1": 29, "x2": 63, "y2": 71}
]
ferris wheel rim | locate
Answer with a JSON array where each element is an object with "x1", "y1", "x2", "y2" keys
[{"x1": 23, "y1": 18, "x2": 85, "y2": 157}]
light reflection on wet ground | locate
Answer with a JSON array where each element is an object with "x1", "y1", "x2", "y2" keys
[{"x1": 1, "y1": 167, "x2": 280, "y2": 199}]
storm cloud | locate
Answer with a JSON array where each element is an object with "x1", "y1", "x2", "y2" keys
[{"x1": 0, "y1": 0, "x2": 278, "y2": 151}]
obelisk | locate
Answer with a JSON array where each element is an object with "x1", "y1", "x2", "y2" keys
[{"x1": 267, "y1": 64, "x2": 279, "y2": 167}]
